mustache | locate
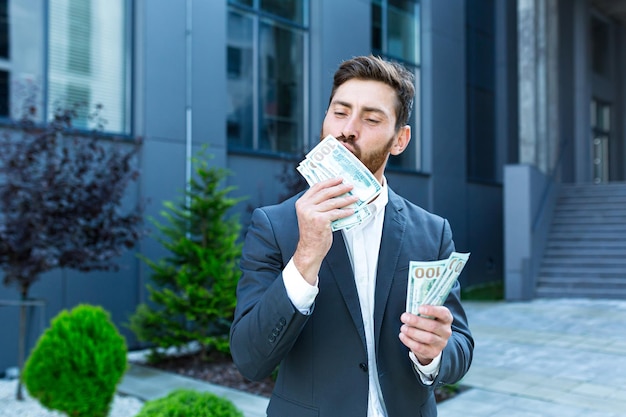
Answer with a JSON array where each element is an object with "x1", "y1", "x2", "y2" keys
[
  {"x1": 335, "y1": 134, "x2": 354, "y2": 144},
  {"x1": 335, "y1": 135, "x2": 359, "y2": 157}
]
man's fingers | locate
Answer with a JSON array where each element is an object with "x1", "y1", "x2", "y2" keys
[
  {"x1": 305, "y1": 178, "x2": 355, "y2": 203},
  {"x1": 417, "y1": 305, "x2": 453, "y2": 324},
  {"x1": 298, "y1": 178, "x2": 360, "y2": 217}
]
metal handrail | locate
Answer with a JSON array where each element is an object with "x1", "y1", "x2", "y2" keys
[{"x1": 531, "y1": 138, "x2": 570, "y2": 231}]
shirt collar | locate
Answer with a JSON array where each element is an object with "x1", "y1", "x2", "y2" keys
[
  {"x1": 345, "y1": 177, "x2": 388, "y2": 232},
  {"x1": 369, "y1": 176, "x2": 389, "y2": 217}
]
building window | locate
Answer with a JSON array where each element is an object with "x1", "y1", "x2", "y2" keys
[
  {"x1": 591, "y1": 99, "x2": 611, "y2": 183},
  {"x1": 47, "y1": 0, "x2": 130, "y2": 134},
  {"x1": 0, "y1": 0, "x2": 8, "y2": 117},
  {"x1": 591, "y1": 17, "x2": 609, "y2": 77},
  {"x1": 466, "y1": 0, "x2": 496, "y2": 182},
  {"x1": 227, "y1": 0, "x2": 308, "y2": 155},
  {"x1": 0, "y1": 69, "x2": 8, "y2": 117},
  {"x1": 371, "y1": 0, "x2": 421, "y2": 171},
  {"x1": 0, "y1": 0, "x2": 8, "y2": 59}
]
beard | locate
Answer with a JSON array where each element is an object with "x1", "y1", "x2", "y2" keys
[{"x1": 321, "y1": 131, "x2": 395, "y2": 175}]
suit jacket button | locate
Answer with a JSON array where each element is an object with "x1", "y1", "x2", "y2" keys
[
  {"x1": 279, "y1": 317, "x2": 287, "y2": 326},
  {"x1": 268, "y1": 335, "x2": 276, "y2": 343},
  {"x1": 359, "y1": 362, "x2": 368, "y2": 372}
]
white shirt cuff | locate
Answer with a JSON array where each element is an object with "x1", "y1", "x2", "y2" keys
[
  {"x1": 283, "y1": 258, "x2": 319, "y2": 315},
  {"x1": 409, "y1": 351, "x2": 442, "y2": 385}
]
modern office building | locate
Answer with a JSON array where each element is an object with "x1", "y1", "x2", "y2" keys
[{"x1": 1, "y1": 0, "x2": 625, "y2": 372}]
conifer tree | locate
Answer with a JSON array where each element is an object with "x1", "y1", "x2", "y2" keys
[{"x1": 130, "y1": 151, "x2": 244, "y2": 360}]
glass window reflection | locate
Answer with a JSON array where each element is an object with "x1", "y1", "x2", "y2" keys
[{"x1": 227, "y1": 1, "x2": 308, "y2": 154}]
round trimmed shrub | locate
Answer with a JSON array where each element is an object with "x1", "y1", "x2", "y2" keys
[
  {"x1": 22, "y1": 304, "x2": 127, "y2": 417},
  {"x1": 136, "y1": 389, "x2": 244, "y2": 417}
]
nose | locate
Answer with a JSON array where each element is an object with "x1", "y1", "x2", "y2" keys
[{"x1": 340, "y1": 116, "x2": 359, "y2": 140}]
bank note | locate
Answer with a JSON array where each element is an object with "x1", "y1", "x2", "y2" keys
[
  {"x1": 406, "y1": 259, "x2": 447, "y2": 315},
  {"x1": 330, "y1": 204, "x2": 373, "y2": 232},
  {"x1": 297, "y1": 135, "x2": 382, "y2": 231},
  {"x1": 406, "y1": 252, "x2": 471, "y2": 316}
]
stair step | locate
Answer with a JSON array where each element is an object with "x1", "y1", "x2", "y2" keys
[
  {"x1": 545, "y1": 244, "x2": 626, "y2": 252},
  {"x1": 554, "y1": 207, "x2": 626, "y2": 215},
  {"x1": 558, "y1": 194, "x2": 626, "y2": 199},
  {"x1": 539, "y1": 263, "x2": 626, "y2": 272},
  {"x1": 553, "y1": 221, "x2": 626, "y2": 228},
  {"x1": 538, "y1": 275, "x2": 626, "y2": 283},
  {"x1": 535, "y1": 183, "x2": 626, "y2": 299},
  {"x1": 554, "y1": 208, "x2": 626, "y2": 214},
  {"x1": 560, "y1": 183, "x2": 626, "y2": 196},
  {"x1": 544, "y1": 250, "x2": 626, "y2": 258},
  {"x1": 543, "y1": 257, "x2": 626, "y2": 265},
  {"x1": 552, "y1": 210, "x2": 626, "y2": 217},
  {"x1": 538, "y1": 269, "x2": 626, "y2": 278},
  {"x1": 559, "y1": 193, "x2": 626, "y2": 200},
  {"x1": 547, "y1": 231, "x2": 626, "y2": 240},
  {"x1": 550, "y1": 224, "x2": 626, "y2": 233},
  {"x1": 535, "y1": 287, "x2": 626, "y2": 299}
]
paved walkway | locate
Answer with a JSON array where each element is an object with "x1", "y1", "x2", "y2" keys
[
  {"x1": 118, "y1": 298, "x2": 626, "y2": 417},
  {"x1": 438, "y1": 298, "x2": 626, "y2": 417}
]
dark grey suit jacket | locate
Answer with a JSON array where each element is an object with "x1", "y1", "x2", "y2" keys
[{"x1": 230, "y1": 188, "x2": 474, "y2": 417}]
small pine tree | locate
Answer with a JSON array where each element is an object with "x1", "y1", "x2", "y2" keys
[
  {"x1": 129, "y1": 150, "x2": 244, "y2": 360},
  {"x1": 22, "y1": 304, "x2": 127, "y2": 417}
]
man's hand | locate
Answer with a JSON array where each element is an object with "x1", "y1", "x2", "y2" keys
[
  {"x1": 398, "y1": 305, "x2": 453, "y2": 365},
  {"x1": 293, "y1": 177, "x2": 359, "y2": 285}
]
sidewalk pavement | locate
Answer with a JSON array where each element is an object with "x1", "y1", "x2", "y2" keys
[{"x1": 118, "y1": 298, "x2": 626, "y2": 417}]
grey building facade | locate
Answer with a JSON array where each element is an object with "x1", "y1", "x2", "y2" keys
[{"x1": 1, "y1": 0, "x2": 624, "y2": 373}]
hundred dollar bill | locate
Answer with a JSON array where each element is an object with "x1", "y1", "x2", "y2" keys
[
  {"x1": 297, "y1": 135, "x2": 382, "y2": 230},
  {"x1": 422, "y1": 252, "x2": 470, "y2": 307},
  {"x1": 406, "y1": 252, "x2": 471, "y2": 316},
  {"x1": 297, "y1": 159, "x2": 326, "y2": 186},
  {"x1": 304, "y1": 135, "x2": 381, "y2": 208},
  {"x1": 297, "y1": 161, "x2": 372, "y2": 231},
  {"x1": 331, "y1": 204, "x2": 372, "y2": 232},
  {"x1": 406, "y1": 259, "x2": 447, "y2": 315}
]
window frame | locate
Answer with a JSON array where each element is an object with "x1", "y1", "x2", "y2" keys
[
  {"x1": 371, "y1": 0, "x2": 422, "y2": 172},
  {"x1": 0, "y1": 0, "x2": 9, "y2": 118},
  {"x1": 44, "y1": 0, "x2": 133, "y2": 136},
  {"x1": 226, "y1": 0, "x2": 309, "y2": 157}
]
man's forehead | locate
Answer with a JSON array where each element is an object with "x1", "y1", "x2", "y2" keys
[
  {"x1": 334, "y1": 78, "x2": 394, "y2": 94},
  {"x1": 331, "y1": 79, "x2": 397, "y2": 114}
]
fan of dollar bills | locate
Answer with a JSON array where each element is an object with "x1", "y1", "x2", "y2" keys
[
  {"x1": 406, "y1": 252, "x2": 470, "y2": 315},
  {"x1": 297, "y1": 135, "x2": 382, "y2": 231}
]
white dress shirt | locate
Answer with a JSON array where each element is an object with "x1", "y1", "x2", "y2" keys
[{"x1": 283, "y1": 179, "x2": 440, "y2": 417}]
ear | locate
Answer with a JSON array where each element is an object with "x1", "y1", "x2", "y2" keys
[{"x1": 390, "y1": 125, "x2": 411, "y2": 156}]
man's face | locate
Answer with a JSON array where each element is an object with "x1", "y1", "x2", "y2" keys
[{"x1": 321, "y1": 79, "x2": 410, "y2": 182}]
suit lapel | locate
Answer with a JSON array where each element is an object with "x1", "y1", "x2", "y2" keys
[
  {"x1": 322, "y1": 190, "x2": 406, "y2": 350},
  {"x1": 323, "y1": 231, "x2": 367, "y2": 347},
  {"x1": 374, "y1": 190, "x2": 406, "y2": 348}
]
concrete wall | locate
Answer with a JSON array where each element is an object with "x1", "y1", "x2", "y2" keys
[{"x1": 504, "y1": 164, "x2": 557, "y2": 300}]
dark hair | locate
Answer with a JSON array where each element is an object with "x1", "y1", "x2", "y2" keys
[{"x1": 329, "y1": 55, "x2": 415, "y2": 130}]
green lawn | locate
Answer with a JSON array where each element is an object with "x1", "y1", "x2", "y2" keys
[{"x1": 461, "y1": 280, "x2": 504, "y2": 301}]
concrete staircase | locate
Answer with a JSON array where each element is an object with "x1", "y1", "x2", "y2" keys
[{"x1": 536, "y1": 182, "x2": 626, "y2": 299}]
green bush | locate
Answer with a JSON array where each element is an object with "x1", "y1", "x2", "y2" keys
[
  {"x1": 22, "y1": 304, "x2": 127, "y2": 417},
  {"x1": 461, "y1": 280, "x2": 504, "y2": 300},
  {"x1": 136, "y1": 389, "x2": 243, "y2": 417},
  {"x1": 129, "y1": 150, "x2": 244, "y2": 360}
]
